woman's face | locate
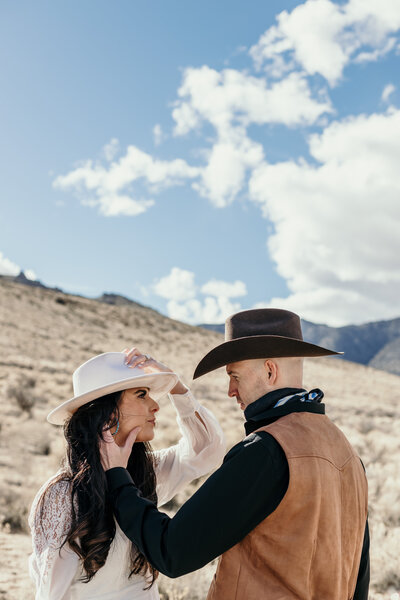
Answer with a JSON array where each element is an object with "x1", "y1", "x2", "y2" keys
[{"x1": 111, "y1": 387, "x2": 159, "y2": 445}]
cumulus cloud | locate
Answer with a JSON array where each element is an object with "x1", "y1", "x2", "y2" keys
[
  {"x1": 192, "y1": 128, "x2": 264, "y2": 207},
  {"x1": 24, "y1": 269, "x2": 37, "y2": 281},
  {"x1": 0, "y1": 252, "x2": 36, "y2": 280},
  {"x1": 172, "y1": 67, "x2": 331, "y2": 206},
  {"x1": 102, "y1": 138, "x2": 120, "y2": 161},
  {"x1": 381, "y1": 83, "x2": 396, "y2": 103},
  {"x1": 153, "y1": 267, "x2": 247, "y2": 323},
  {"x1": 53, "y1": 145, "x2": 200, "y2": 217},
  {"x1": 201, "y1": 279, "x2": 247, "y2": 298},
  {"x1": 55, "y1": 65, "x2": 333, "y2": 213},
  {"x1": 0, "y1": 252, "x2": 20, "y2": 276},
  {"x1": 173, "y1": 67, "x2": 332, "y2": 135},
  {"x1": 166, "y1": 296, "x2": 242, "y2": 324},
  {"x1": 248, "y1": 109, "x2": 400, "y2": 326},
  {"x1": 250, "y1": 0, "x2": 400, "y2": 85},
  {"x1": 153, "y1": 267, "x2": 197, "y2": 302}
]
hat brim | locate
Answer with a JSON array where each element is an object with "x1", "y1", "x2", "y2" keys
[
  {"x1": 193, "y1": 335, "x2": 343, "y2": 379},
  {"x1": 47, "y1": 371, "x2": 179, "y2": 425}
]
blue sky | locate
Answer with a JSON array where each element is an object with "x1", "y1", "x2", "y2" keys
[{"x1": 1, "y1": 0, "x2": 399, "y2": 326}]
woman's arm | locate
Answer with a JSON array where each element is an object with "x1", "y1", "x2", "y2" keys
[
  {"x1": 153, "y1": 387, "x2": 226, "y2": 507},
  {"x1": 121, "y1": 347, "x2": 225, "y2": 507},
  {"x1": 29, "y1": 479, "x2": 79, "y2": 599}
]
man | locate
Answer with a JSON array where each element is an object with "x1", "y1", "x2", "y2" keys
[{"x1": 101, "y1": 308, "x2": 369, "y2": 599}]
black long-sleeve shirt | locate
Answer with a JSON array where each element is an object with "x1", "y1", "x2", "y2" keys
[{"x1": 106, "y1": 388, "x2": 369, "y2": 598}]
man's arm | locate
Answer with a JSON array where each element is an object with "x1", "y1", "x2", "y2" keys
[
  {"x1": 353, "y1": 519, "x2": 370, "y2": 600},
  {"x1": 106, "y1": 432, "x2": 289, "y2": 577}
]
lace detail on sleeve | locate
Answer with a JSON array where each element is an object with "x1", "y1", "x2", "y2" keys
[{"x1": 29, "y1": 477, "x2": 78, "y2": 588}]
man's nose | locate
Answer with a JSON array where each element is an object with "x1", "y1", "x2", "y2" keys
[{"x1": 228, "y1": 384, "x2": 237, "y2": 398}]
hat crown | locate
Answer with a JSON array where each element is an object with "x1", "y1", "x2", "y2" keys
[
  {"x1": 73, "y1": 352, "x2": 146, "y2": 397},
  {"x1": 225, "y1": 308, "x2": 303, "y2": 342}
]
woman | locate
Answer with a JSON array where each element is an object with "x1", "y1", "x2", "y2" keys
[{"x1": 29, "y1": 347, "x2": 225, "y2": 599}]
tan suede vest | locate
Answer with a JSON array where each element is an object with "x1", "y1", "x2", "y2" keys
[{"x1": 207, "y1": 412, "x2": 368, "y2": 600}]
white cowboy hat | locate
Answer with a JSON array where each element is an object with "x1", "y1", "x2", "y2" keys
[{"x1": 47, "y1": 352, "x2": 179, "y2": 425}]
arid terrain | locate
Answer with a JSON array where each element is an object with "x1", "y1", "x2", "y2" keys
[{"x1": 0, "y1": 279, "x2": 399, "y2": 599}]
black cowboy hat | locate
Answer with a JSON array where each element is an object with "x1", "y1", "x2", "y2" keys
[{"x1": 193, "y1": 308, "x2": 342, "y2": 379}]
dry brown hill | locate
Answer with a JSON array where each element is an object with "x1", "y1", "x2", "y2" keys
[{"x1": 0, "y1": 279, "x2": 399, "y2": 599}]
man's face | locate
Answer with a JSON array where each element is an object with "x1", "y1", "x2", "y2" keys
[{"x1": 226, "y1": 359, "x2": 268, "y2": 411}]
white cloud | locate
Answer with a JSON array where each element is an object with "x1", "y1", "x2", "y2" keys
[
  {"x1": 166, "y1": 296, "x2": 242, "y2": 325},
  {"x1": 201, "y1": 279, "x2": 247, "y2": 298},
  {"x1": 153, "y1": 268, "x2": 247, "y2": 323},
  {"x1": 153, "y1": 124, "x2": 164, "y2": 146},
  {"x1": 102, "y1": 138, "x2": 120, "y2": 161},
  {"x1": 381, "y1": 83, "x2": 396, "y2": 103},
  {"x1": 153, "y1": 267, "x2": 197, "y2": 302},
  {"x1": 55, "y1": 64, "x2": 332, "y2": 214},
  {"x1": 173, "y1": 67, "x2": 332, "y2": 135},
  {"x1": 248, "y1": 109, "x2": 400, "y2": 326},
  {"x1": 192, "y1": 128, "x2": 264, "y2": 207},
  {"x1": 53, "y1": 145, "x2": 200, "y2": 217},
  {"x1": 250, "y1": 0, "x2": 400, "y2": 86},
  {"x1": 24, "y1": 269, "x2": 37, "y2": 281},
  {"x1": 0, "y1": 252, "x2": 36, "y2": 280},
  {"x1": 0, "y1": 252, "x2": 20, "y2": 276},
  {"x1": 354, "y1": 37, "x2": 397, "y2": 64},
  {"x1": 172, "y1": 67, "x2": 331, "y2": 207}
]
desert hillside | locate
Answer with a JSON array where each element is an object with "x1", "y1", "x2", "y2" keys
[{"x1": 0, "y1": 279, "x2": 399, "y2": 599}]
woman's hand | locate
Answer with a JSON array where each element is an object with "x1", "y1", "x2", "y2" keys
[
  {"x1": 100, "y1": 427, "x2": 141, "y2": 471},
  {"x1": 123, "y1": 347, "x2": 188, "y2": 395}
]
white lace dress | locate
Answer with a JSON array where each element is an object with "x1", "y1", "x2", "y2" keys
[{"x1": 29, "y1": 390, "x2": 225, "y2": 600}]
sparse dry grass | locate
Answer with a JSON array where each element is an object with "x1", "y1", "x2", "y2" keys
[{"x1": 0, "y1": 279, "x2": 399, "y2": 599}]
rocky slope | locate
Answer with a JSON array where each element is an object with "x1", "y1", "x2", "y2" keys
[{"x1": 0, "y1": 278, "x2": 399, "y2": 599}]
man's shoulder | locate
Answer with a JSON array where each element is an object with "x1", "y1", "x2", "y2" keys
[{"x1": 223, "y1": 430, "x2": 286, "y2": 464}]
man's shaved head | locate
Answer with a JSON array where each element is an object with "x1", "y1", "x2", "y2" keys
[{"x1": 226, "y1": 356, "x2": 304, "y2": 410}]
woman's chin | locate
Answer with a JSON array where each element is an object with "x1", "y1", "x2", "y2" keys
[{"x1": 136, "y1": 430, "x2": 155, "y2": 443}]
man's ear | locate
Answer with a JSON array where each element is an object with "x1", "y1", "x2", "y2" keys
[{"x1": 264, "y1": 359, "x2": 278, "y2": 384}]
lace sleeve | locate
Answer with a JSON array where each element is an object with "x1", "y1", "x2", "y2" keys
[{"x1": 29, "y1": 478, "x2": 79, "y2": 599}]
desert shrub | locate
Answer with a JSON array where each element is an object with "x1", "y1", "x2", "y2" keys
[
  {"x1": 375, "y1": 570, "x2": 400, "y2": 592},
  {"x1": 0, "y1": 490, "x2": 28, "y2": 533},
  {"x1": 32, "y1": 438, "x2": 51, "y2": 456},
  {"x1": 358, "y1": 418, "x2": 375, "y2": 434},
  {"x1": 7, "y1": 374, "x2": 37, "y2": 415}
]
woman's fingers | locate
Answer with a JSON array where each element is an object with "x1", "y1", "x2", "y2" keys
[
  {"x1": 125, "y1": 426, "x2": 142, "y2": 450},
  {"x1": 124, "y1": 347, "x2": 143, "y2": 363},
  {"x1": 102, "y1": 428, "x2": 114, "y2": 442},
  {"x1": 99, "y1": 426, "x2": 142, "y2": 471},
  {"x1": 125, "y1": 350, "x2": 153, "y2": 368}
]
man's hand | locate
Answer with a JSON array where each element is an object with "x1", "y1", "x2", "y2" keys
[{"x1": 100, "y1": 426, "x2": 142, "y2": 471}]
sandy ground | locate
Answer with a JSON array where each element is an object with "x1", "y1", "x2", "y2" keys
[{"x1": 0, "y1": 279, "x2": 399, "y2": 598}]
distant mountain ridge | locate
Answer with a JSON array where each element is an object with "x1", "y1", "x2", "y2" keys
[
  {"x1": 2, "y1": 271, "x2": 399, "y2": 376},
  {"x1": 0, "y1": 272, "x2": 148, "y2": 309},
  {"x1": 200, "y1": 317, "x2": 400, "y2": 376}
]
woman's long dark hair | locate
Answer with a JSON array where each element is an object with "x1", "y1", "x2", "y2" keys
[{"x1": 38, "y1": 391, "x2": 158, "y2": 587}]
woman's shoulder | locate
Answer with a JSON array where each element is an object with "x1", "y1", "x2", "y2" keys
[{"x1": 29, "y1": 472, "x2": 73, "y2": 533}]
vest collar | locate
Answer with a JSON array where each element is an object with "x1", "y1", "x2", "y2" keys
[{"x1": 244, "y1": 387, "x2": 325, "y2": 435}]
